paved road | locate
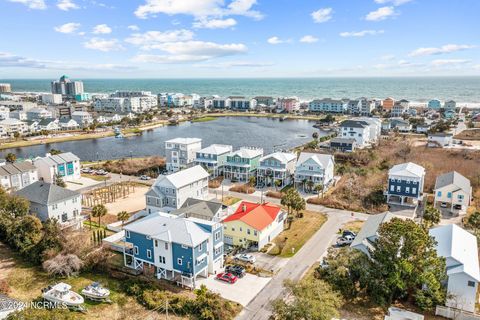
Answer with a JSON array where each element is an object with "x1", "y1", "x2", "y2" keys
[{"x1": 225, "y1": 190, "x2": 369, "y2": 320}]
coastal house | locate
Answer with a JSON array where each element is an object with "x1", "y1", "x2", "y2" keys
[
  {"x1": 427, "y1": 132, "x2": 453, "y2": 148},
  {"x1": 38, "y1": 118, "x2": 59, "y2": 131},
  {"x1": 212, "y1": 97, "x2": 227, "y2": 109},
  {"x1": 58, "y1": 118, "x2": 79, "y2": 130},
  {"x1": 350, "y1": 212, "x2": 394, "y2": 257},
  {"x1": 428, "y1": 99, "x2": 442, "y2": 110},
  {"x1": 359, "y1": 98, "x2": 376, "y2": 116},
  {"x1": 122, "y1": 211, "x2": 219, "y2": 287},
  {"x1": 253, "y1": 96, "x2": 275, "y2": 107},
  {"x1": 339, "y1": 120, "x2": 371, "y2": 148},
  {"x1": 434, "y1": 171, "x2": 472, "y2": 215},
  {"x1": 389, "y1": 118, "x2": 412, "y2": 132},
  {"x1": 165, "y1": 137, "x2": 202, "y2": 173},
  {"x1": 15, "y1": 181, "x2": 83, "y2": 229},
  {"x1": 385, "y1": 162, "x2": 425, "y2": 207},
  {"x1": 429, "y1": 225, "x2": 480, "y2": 313},
  {"x1": 0, "y1": 106, "x2": 10, "y2": 120},
  {"x1": 25, "y1": 120, "x2": 39, "y2": 134},
  {"x1": 294, "y1": 152, "x2": 334, "y2": 192},
  {"x1": 146, "y1": 165, "x2": 209, "y2": 213},
  {"x1": 382, "y1": 97, "x2": 395, "y2": 111},
  {"x1": 33, "y1": 152, "x2": 81, "y2": 183},
  {"x1": 444, "y1": 100, "x2": 456, "y2": 110},
  {"x1": 195, "y1": 144, "x2": 233, "y2": 178},
  {"x1": 71, "y1": 111, "x2": 93, "y2": 126},
  {"x1": 0, "y1": 162, "x2": 38, "y2": 191},
  {"x1": 226, "y1": 96, "x2": 256, "y2": 110},
  {"x1": 223, "y1": 201, "x2": 286, "y2": 250},
  {"x1": 416, "y1": 124, "x2": 430, "y2": 134},
  {"x1": 223, "y1": 147, "x2": 263, "y2": 182},
  {"x1": 26, "y1": 107, "x2": 53, "y2": 121},
  {"x1": 357, "y1": 117, "x2": 382, "y2": 142},
  {"x1": 308, "y1": 98, "x2": 347, "y2": 113},
  {"x1": 256, "y1": 152, "x2": 297, "y2": 188},
  {"x1": 391, "y1": 101, "x2": 409, "y2": 117},
  {"x1": 329, "y1": 137, "x2": 357, "y2": 152},
  {"x1": 444, "y1": 109, "x2": 456, "y2": 120},
  {"x1": 277, "y1": 98, "x2": 300, "y2": 113},
  {"x1": 0, "y1": 118, "x2": 29, "y2": 136}
]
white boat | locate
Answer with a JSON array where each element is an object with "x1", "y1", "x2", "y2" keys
[
  {"x1": 42, "y1": 283, "x2": 84, "y2": 308},
  {"x1": 81, "y1": 282, "x2": 111, "y2": 301}
]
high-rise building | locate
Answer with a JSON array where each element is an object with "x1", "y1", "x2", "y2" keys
[
  {"x1": 51, "y1": 75, "x2": 84, "y2": 97},
  {"x1": 0, "y1": 83, "x2": 12, "y2": 93}
]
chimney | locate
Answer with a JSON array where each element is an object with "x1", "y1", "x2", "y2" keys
[{"x1": 242, "y1": 204, "x2": 247, "y2": 212}]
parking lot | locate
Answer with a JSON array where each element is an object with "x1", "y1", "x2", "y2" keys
[{"x1": 196, "y1": 273, "x2": 271, "y2": 306}]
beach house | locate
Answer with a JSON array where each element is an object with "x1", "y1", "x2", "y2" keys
[
  {"x1": 0, "y1": 162, "x2": 38, "y2": 191},
  {"x1": 434, "y1": 171, "x2": 472, "y2": 215},
  {"x1": 350, "y1": 212, "x2": 394, "y2": 256},
  {"x1": 33, "y1": 152, "x2": 81, "y2": 183},
  {"x1": 223, "y1": 147, "x2": 263, "y2": 182},
  {"x1": 165, "y1": 137, "x2": 202, "y2": 172},
  {"x1": 256, "y1": 152, "x2": 297, "y2": 188},
  {"x1": 195, "y1": 144, "x2": 233, "y2": 177},
  {"x1": 385, "y1": 162, "x2": 425, "y2": 207},
  {"x1": 294, "y1": 152, "x2": 334, "y2": 192}
]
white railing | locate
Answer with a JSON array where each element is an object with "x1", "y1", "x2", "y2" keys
[{"x1": 435, "y1": 305, "x2": 480, "y2": 320}]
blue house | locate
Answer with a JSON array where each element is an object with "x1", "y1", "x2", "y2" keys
[
  {"x1": 123, "y1": 208, "x2": 224, "y2": 288},
  {"x1": 386, "y1": 162, "x2": 425, "y2": 207},
  {"x1": 428, "y1": 99, "x2": 442, "y2": 110}
]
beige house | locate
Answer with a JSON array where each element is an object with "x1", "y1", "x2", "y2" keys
[{"x1": 434, "y1": 171, "x2": 472, "y2": 215}]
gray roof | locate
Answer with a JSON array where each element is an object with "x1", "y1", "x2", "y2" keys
[
  {"x1": 38, "y1": 118, "x2": 56, "y2": 126},
  {"x1": 297, "y1": 152, "x2": 334, "y2": 168},
  {"x1": 124, "y1": 212, "x2": 209, "y2": 247},
  {"x1": 15, "y1": 181, "x2": 80, "y2": 205},
  {"x1": 435, "y1": 171, "x2": 471, "y2": 194},
  {"x1": 0, "y1": 162, "x2": 36, "y2": 176},
  {"x1": 330, "y1": 137, "x2": 356, "y2": 144},
  {"x1": 340, "y1": 120, "x2": 369, "y2": 128},
  {"x1": 171, "y1": 198, "x2": 223, "y2": 221},
  {"x1": 351, "y1": 212, "x2": 394, "y2": 249}
]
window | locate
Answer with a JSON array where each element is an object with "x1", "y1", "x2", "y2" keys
[
  {"x1": 240, "y1": 227, "x2": 243, "y2": 232},
  {"x1": 147, "y1": 249, "x2": 152, "y2": 258},
  {"x1": 458, "y1": 194, "x2": 464, "y2": 200},
  {"x1": 412, "y1": 188, "x2": 417, "y2": 194},
  {"x1": 447, "y1": 192, "x2": 452, "y2": 198},
  {"x1": 177, "y1": 258, "x2": 183, "y2": 265},
  {"x1": 182, "y1": 244, "x2": 189, "y2": 249},
  {"x1": 231, "y1": 227, "x2": 235, "y2": 231},
  {"x1": 154, "y1": 240, "x2": 158, "y2": 247},
  {"x1": 146, "y1": 235, "x2": 151, "y2": 240},
  {"x1": 396, "y1": 186, "x2": 401, "y2": 192},
  {"x1": 198, "y1": 243, "x2": 203, "y2": 251},
  {"x1": 468, "y1": 281, "x2": 475, "y2": 287},
  {"x1": 390, "y1": 185, "x2": 394, "y2": 191},
  {"x1": 247, "y1": 229, "x2": 251, "y2": 235},
  {"x1": 405, "y1": 187, "x2": 410, "y2": 194},
  {"x1": 165, "y1": 243, "x2": 169, "y2": 250},
  {"x1": 134, "y1": 246, "x2": 139, "y2": 255},
  {"x1": 159, "y1": 256, "x2": 165, "y2": 264},
  {"x1": 254, "y1": 230, "x2": 258, "y2": 236},
  {"x1": 215, "y1": 247, "x2": 221, "y2": 255},
  {"x1": 437, "y1": 191, "x2": 442, "y2": 197},
  {"x1": 215, "y1": 231, "x2": 221, "y2": 240}
]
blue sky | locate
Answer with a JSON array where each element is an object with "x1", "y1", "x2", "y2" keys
[{"x1": 0, "y1": 0, "x2": 479, "y2": 78}]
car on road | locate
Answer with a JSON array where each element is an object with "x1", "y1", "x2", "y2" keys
[
  {"x1": 216, "y1": 272, "x2": 238, "y2": 284},
  {"x1": 440, "y1": 202, "x2": 448, "y2": 208},
  {"x1": 342, "y1": 230, "x2": 356, "y2": 238},
  {"x1": 139, "y1": 175, "x2": 151, "y2": 180},
  {"x1": 225, "y1": 265, "x2": 246, "y2": 278},
  {"x1": 81, "y1": 168, "x2": 93, "y2": 174},
  {"x1": 234, "y1": 253, "x2": 256, "y2": 264},
  {"x1": 336, "y1": 235, "x2": 355, "y2": 247},
  {"x1": 96, "y1": 169, "x2": 108, "y2": 175}
]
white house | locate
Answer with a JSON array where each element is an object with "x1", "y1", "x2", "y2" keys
[
  {"x1": 0, "y1": 162, "x2": 38, "y2": 191},
  {"x1": 357, "y1": 117, "x2": 382, "y2": 143},
  {"x1": 294, "y1": 152, "x2": 334, "y2": 192},
  {"x1": 41, "y1": 94, "x2": 62, "y2": 105},
  {"x1": 71, "y1": 111, "x2": 93, "y2": 126},
  {"x1": 145, "y1": 165, "x2": 209, "y2": 213},
  {"x1": 428, "y1": 132, "x2": 453, "y2": 147},
  {"x1": 0, "y1": 118, "x2": 29, "y2": 136},
  {"x1": 351, "y1": 212, "x2": 395, "y2": 257},
  {"x1": 33, "y1": 152, "x2": 81, "y2": 183},
  {"x1": 257, "y1": 152, "x2": 297, "y2": 188},
  {"x1": 434, "y1": 171, "x2": 472, "y2": 215},
  {"x1": 429, "y1": 225, "x2": 480, "y2": 313},
  {"x1": 165, "y1": 138, "x2": 202, "y2": 173},
  {"x1": 38, "y1": 118, "x2": 59, "y2": 131},
  {"x1": 339, "y1": 120, "x2": 372, "y2": 148},
  {"x1": 15, "y1": 181, "x2": 83, "y2": 229},
  {"x1": 58, "y1": 118, "x2": 79, "y2": 130}
]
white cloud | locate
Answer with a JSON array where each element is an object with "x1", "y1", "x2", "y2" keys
[
  {"x1": 132, "y1": 40, "x2": 247, "y2": 63},
  {"x1": 54, "y1": 23, "x2": 81, "y2": 34},
  {"x1": 93, "y1": 24, "x2": 112, "y2": 34},
  {"x1": 374, "y1": 0, "x2": 412, "y2": 5},
  {"x1": 408, "y1": 44, "x2": 476, "y2": 57},
  {"x1": 267, "y1": 36, "x2": 285, "y2": 45},
  {"x1": 128, "y1": 25, "x2": 140, "y2": 31},
  {"x1": 134, "y1": 0, "x2": 262, "y2": 20},
  {"x1": 365, "y1": 6, "x2": 396, "y2": 21},
  {"x1": 84, "y1": 38, "x2": 124, "y2": 52},
  {"x1": 8, "y1": 0, "x2": 46, "y2": 9},
  {"x1": 340, "y1": 30, "x2": 384, "y2": 37},
  {"x1": 311, "y1": 8, "x2": 333, "y2": 23},
  {"x1": 193, "y1": 18, "x2": 237, "y2": 29},
  {"x1": 300, "y1": 35, "x2": 319, "y2": 43},
  {"x1": 381, "y1": 54, "x2": 395, "y2": 61},
  {"x1": 57, "y1": 0, "x2": 79, "y2": 11},
  {"x1": 0, "y1": 52, "x2": 47, "y2": 68},
  {"x1": 125, "y1": 30, "x2": 194, "y2": 50},
  {"x1": 430, "y1": 59, "x2": 471, "y2": 67}
]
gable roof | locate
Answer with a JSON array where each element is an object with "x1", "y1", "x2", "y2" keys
[
  {"x1": 259, "y1": 152, "x2": 296, "y2": 164},
  {"x1": 228, "y1": 148, "x2": 263, "y2": 159},
  {"x1": 297, "y1": 152, "x2": 334, "y2": 168},
  {"x1": 15, "y1": 181, "x2": 80, "y2": 205},
  {"x1": 171, "y1": 198, "x2": 223, "y2": 221},
  {"x1": 165, "y1": 137, "x2": 201, "y2": 145},
  {"x1": 388, "y1": 162, "x2": 425, "y2": 178},
  {"x1": 0, "y1": 161, "x2": 36, "y2": 176},
  {"x1": 38, "y1": 118, "x2": 57, "y2": 126},
  {"x1": 340, "y1": 120, "x2": 369, "y2": 128},
  {"x1": 223, "y1": 201, "x2": 282, "y2": 231},
  {"x1": 429, "y1": 224, "x2": 480, "y2": 281},
  {"x1": 197, "y1": 144, "x2": 232, "y2": 155},
  {"x1": 351, "y1": 212, "x2": 394, "y2": 249},
  {"x1": 124, "y1": 212, "x2": 209, "y2": 247},
  {"x1": 435, "y1": 171, "x2": 471, "y2": 194},
  {"x1": 154, "y1": 165, "x2": 209, "y2": 189}
]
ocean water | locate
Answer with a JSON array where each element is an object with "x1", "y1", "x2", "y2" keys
[{"x1": 3, "y1": 77, "x2": 480, "y2": 103}]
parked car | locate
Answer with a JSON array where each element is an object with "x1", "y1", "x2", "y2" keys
[
  {"x1": 225, "y1": 265, "x2": 246, "y2": 278},
  {"x1": 216, "y1": 273, "x2": 238, "y2": 284},
  {"x1": 234, "y1": 253, "x2": 256, "y2": 264},
  {"x1": 139, "y1": 175, "x2": 151, "y2": 180},
  {"x1": 336, "y1": 235, "x2": 355, "y2": 247},
  {"x1": 440, "y1": 202, "x2": 448, "y2": 208},
  {"x1": 342, "y1": 230, "x2": 356, "y2": 238},
  {"x1": 453, "y1": 204, "x2": 463, "y2": 210},
  {"x1": 81, "y1": 168, "x2": 92, "y2": 174},
  {"x1": 96, "y1": 169, "x2": 108, "y2": 176}
]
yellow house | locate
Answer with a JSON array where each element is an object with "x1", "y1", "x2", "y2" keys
[{"x1": 222, "y1": 201, "x2": 286, "y2": 250}]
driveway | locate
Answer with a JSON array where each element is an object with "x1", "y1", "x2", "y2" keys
[
  {"x1": 249, "y1": 252, "x2": 289, "y2": 273},
  {"x1": 196, "y1": 273, "x2": 271, "y2": 306}
]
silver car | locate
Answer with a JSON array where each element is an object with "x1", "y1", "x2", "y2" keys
[{"x1": 234, "y1": 253, "x2": 256, "y2": 264}]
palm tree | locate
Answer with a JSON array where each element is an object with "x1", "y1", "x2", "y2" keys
[
  {"x1": 306, "y1": 180, "x2": 314, "y2": 193},
  {"x1": 91, "y1": 204, "x2": 107, "y2": 227},
  {"x1": 274, "y1": 179, "x2": 282, "y2": 191},
  {"x1": 117, "y1": 211, "x2": 130, "y2": 226},
  {"x1": 5, "y1": 153, "x2": 16, "y2": 163},
  {"x1": 314, "y1": 184, "x2": 324, "y2": 198}
]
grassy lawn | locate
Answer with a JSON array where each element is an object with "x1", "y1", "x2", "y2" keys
[
  {"x1": 222, "y1": 196, "x2": 241, "y2": 206},
  {"x1": 191, "y1": 116, "x2": 217, "y2": 123},
  {"x1": 269, "y1": 210, "x2": 327, "y2": 258},
  {"x1": 82, "y1": 173, "x2": 111, "y2": 182},
  {"x1": 340, "y1": 220, "x2": 365, "y2": 234}
]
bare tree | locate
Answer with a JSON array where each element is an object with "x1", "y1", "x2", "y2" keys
[{"x1": 42, "y1": 253, "x2": 83, "y2": 277}]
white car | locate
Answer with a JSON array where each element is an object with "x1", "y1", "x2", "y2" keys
[
  {"x1": 440, "y1": 202, "x2": 448, "y2": 208},
  {"x1": 140, "y1": 175, "x2": 151, "y2": 180},
  {"x1": 234, "y1": 253, "x2": 256, "y2": 264}
]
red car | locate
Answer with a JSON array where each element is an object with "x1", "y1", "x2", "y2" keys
[{"x1": 216, "y1": 272, "x2": 238, "y2": 284}]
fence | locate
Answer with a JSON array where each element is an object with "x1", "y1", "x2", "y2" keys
[{"x1": 436, "y1": 305, "x2": 480, "y2": 320}]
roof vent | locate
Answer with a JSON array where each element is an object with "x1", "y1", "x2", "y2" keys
[{"x1": 242, "y1": 204, "x2": 247, "y2": 212}]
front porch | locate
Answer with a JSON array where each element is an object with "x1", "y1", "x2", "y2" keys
[{"x1": 386, "y1": 193, "x2": 421, "y2": 207}]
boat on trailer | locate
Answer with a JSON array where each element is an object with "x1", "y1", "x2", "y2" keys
[
  {"x1": 42, "y1": 283, "x2": 85, "y2": 311},
  {"x1": 81, "y1": 282, "x2": 111, "y2": 302}
]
